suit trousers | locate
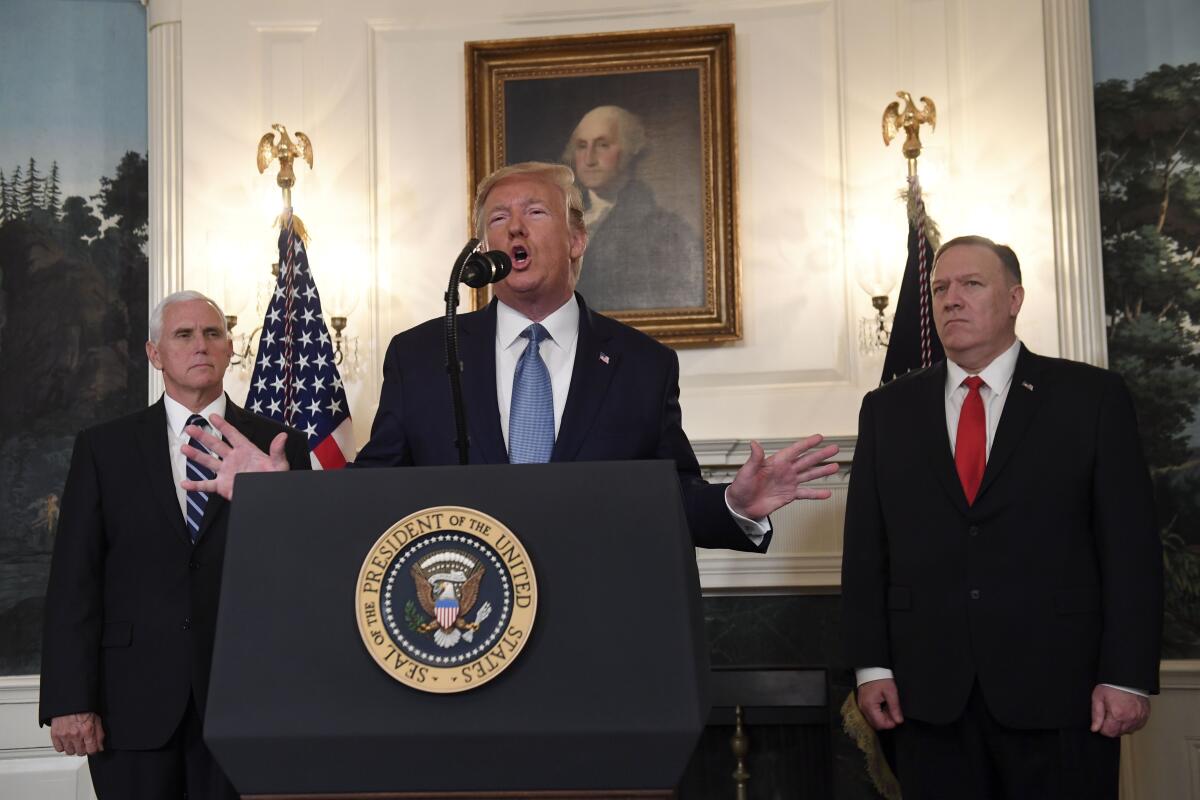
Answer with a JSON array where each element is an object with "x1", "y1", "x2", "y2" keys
[
  {"x1": 87, "y1": 695, "x2": 237, "y2": 800},
  {"x1": 894, "y1": 682, "x2": 1119, "y2": 800}
]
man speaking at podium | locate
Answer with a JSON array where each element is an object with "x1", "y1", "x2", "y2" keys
[{"x1": 185, "y1": 161, "x2": 839, "y2": 550}]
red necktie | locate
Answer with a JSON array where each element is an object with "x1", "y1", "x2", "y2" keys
[{"x1": 956, "y1": 376, "x2": 986, "y2": 505}]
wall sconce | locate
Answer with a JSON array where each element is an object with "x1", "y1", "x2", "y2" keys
[
  {"x1": 212, "y1": 224, "x2": 365, "y2": 377},
  {"x1": 328, "y1": 315, "x2": 358, "y2": 369},
  {"x1": 856, "y1": 254, "x2": 897, "y2": 355}
]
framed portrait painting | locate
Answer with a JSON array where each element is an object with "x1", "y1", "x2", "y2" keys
[{"x1": 466, "y1": 25, "x2": 741, "y2": 346}]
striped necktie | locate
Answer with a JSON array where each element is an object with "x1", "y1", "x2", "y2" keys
[
  {"x1": 184, "y1": 414, "x2": 216, "y2": 541},
  {"x1": 508, "y1": 323, "x2": 554, "y2": 464}
]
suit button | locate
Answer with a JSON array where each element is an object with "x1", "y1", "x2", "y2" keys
[
  {"x1": 969, "y1": 589, "x2": 981, "y2": 600},
  {"x1": 182, "y1": 618, "x2": 191, "y2": 631},
  {"x1": 968, "y1": 525, "x2": 980, "y2": 537},
  {"x1": 188, "y1": 560, "x2": 199, "y2": 570}
]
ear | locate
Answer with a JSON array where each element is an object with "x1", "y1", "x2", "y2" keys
[
  {"x1": 145, "y1": 340, "x2": 163, "y2": 370},
  {"x1": 569, "y1": 227, "x2": 587, "y2": 262},
  {"x1": 1009, "y1": 284, "x2": 1025, "y2": 318}
]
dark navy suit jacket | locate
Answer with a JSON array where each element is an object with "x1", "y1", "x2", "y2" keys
[
  {"x1": 354, "y1": 294, "x2": 768, "y2": 552},
  {"x1": 40, "y1": 398, "x2": 310, "y2": 748},
  {"x1": 841, "y1": 346, "x2": 1162, "y2": 729}
]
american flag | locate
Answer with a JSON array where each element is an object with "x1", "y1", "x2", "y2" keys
[
  {"x1": 879, "y1": 174, "x2": 944, "y2": 385},
  {"x1": 244, "y1": 217, "x2": 354, "y2": 469}
]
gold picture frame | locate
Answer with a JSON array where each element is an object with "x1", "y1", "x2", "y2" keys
[{"x1": 466, "y1": 24, "x2": 740, "y2": 347}]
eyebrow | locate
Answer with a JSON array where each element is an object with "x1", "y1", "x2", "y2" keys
[{"x1": 488, "y1": 196, "x2": 549, "y2": 213}]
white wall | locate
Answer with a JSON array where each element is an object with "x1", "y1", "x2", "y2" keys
[{"x1": 175, "y1": 0, "x2": 1068, "y2": 447}]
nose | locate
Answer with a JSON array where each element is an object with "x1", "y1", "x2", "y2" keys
[
  {"x1": 583, "y1": 143, "x2": 599, "y2": 166},
  {"x1": 506, "y1": 211, "x2": 527, "y2": 238},
  {"x1": 941, "y1": 283, "x2": 963, "y2": 309}
]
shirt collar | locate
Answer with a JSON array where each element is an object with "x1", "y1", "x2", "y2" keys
[
  {"x1": 163, "y1": 392, "x2": 228, "y2": 437},
  {"x1": 946, "y1": 338, "x2": 1021, "y2": 395},
  {"x1": 496, "y1": 295, "x2": 580, "y2": 351}
]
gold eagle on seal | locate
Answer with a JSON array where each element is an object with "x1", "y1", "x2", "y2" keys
[{"x1": 411, "y1": 550, "x2": 493, "y2": 648}]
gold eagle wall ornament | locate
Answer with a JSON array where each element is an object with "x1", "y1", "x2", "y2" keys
[
  {"x1": 256, "y1": 123, "x2": 313, "y2": 191},
  {"x1": 257, "y1": 123, "x2": 313, "y2": 239},
  {"x1": 882, "y1": 91, "x2": 937, "y2": 162}
]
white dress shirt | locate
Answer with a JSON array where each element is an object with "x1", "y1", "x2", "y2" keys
[
  {"x1": 855, "y1": 339, "x2": 1145, "y2": 697},
  {"x1": 493, "y1": 296, "x2": 768, "y2": 545},
  {"x1": 163, "y1": 393, "x2": 226, "y2": 519}
]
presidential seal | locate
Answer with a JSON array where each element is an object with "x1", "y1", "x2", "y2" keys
[{"x1": 355, "y1": 506, "x2": 537, "y2": 693}]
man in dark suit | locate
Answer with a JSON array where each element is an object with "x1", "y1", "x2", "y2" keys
[
  {"x1": 187, "y1": 161, "x2": 839, "y2": 550},
  {"x1": 841, "y1": 236, "x2": 1162, "y2": 798},
  {"x1": 40, "y1": 291, "x2": 310, "y2": 799}
]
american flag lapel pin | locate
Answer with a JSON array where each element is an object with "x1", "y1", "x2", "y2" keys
[
  {"x1": 1022, "y1": 381, "x2": 1034, "y2": 392},
  {"x1": 599, "y1": 352, "x2": 610, "y2": 365}
]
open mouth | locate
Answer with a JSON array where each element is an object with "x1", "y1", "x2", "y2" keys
[{"x1": 511, "y1": 245, "x2": 529, "y2": 266}]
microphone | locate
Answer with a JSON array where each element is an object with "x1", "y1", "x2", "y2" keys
[
  {"x1": 460, "y1": 244, "x2": 512, "y2": 288},
  {"x1": 444, "y1": 239, "x2": 511, "y2": 465}
]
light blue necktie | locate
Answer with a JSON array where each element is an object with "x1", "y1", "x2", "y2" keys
[
  {"x1": 508, "y1": 323, "x2": 554, "y2": 464},
  {"x1": 184, "y1": 414, "x2": 215, "y2": 541}
]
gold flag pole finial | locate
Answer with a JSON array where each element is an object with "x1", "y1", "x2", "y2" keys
[
  {"x1": 882, "y1": 91, "x2": 937, "y2": 177},
  {"x1": 256, "y1": 123, "x2": 314, "y2": 237}
]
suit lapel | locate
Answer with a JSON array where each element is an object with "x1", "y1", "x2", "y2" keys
[
  {"x1": 918, "y1": 362, "x2": 970, "y2": 513},
  {"x1": 136, "y1": 398, "x2": 189, "y2": 541},
  {"x1": 976, "y1": 345, "x2": 1045, "y2": 502},
  {"x1": 460, "y1": 303, "x2": 509, "y2": 464},
  {"x1": 552, "y1": 296, "x2": 617, "y2": 463}
]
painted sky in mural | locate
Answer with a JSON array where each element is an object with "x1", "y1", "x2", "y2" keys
[{"x1": 0, "y1": 0, "x2": 146, "y2": 202}]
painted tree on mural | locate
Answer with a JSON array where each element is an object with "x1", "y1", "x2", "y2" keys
[
  {"x1": 0, "y1": 151, "x2": 148, "y2": 674},
  {"x1": 1096, "y1": 62, "x2": 1200, "y2": 658}
]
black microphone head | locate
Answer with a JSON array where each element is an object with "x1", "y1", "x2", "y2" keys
[
  {"x1": 487, "y1": 250, "x2": 512, "y2": 282},
  {"x1": 460, "y1": 250, "x2": 513, "y2": 288}
]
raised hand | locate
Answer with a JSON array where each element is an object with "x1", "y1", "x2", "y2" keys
[
  {"x1": 726, "y1": 434, "x2": 840, "y2": 520},
  {"x1": 180, "y1": 413, "x2": 292, "y2": 501}
]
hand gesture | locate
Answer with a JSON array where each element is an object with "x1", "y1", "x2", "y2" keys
[
  {"x1": 181, "y1": 413, "x2": 292, "y2": 501},
  {"x1": 726, "y1": 434, "x2": 839, "y2": 519}
]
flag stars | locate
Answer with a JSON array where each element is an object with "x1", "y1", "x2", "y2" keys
[
  {"x1": 326, "y1": 398, "x2": 343, "y2": 415},
  {"x1": 287, "y1": 399, "x2": 301, "y2": 417},
  {"x1": 267, "y1": 398, "x2": 281, "y2": 415},
  {"x1": 303, "y1": 285, "x2": 317, "y2": 301},
  {"x1": 250, "y1": 399, "x2": 263, "y2": 414},
  {"x1": 262, "y1": 329, "x2": 276, "y2": 348},
  {"x1": 266, "y1": 308, "x2": 281, "y2": 325},
  {"x1": 314, "y1": 353, "x2": 328, "y2": 370},
  {"x1": 257, "y1": 351, "x2": 271, "y2": 371},
  {"x1": 312, "y1": 375, "x2": 326, "y2": 393},
  {"x1": 304, "y1": 422, "x2": 318, "y2": 439},
  {"x1": 253, "y1": 375, "x2": 268, "y2": 394},
  {"x1": 332, "y1": 375, "x2": 343, "y2": 391},
  {"x1": 296, "y1": 353, "x2": 310, "y2": 371},
  {"x1": 301, "y1": 307, "x2": 316, "y2": 326},
  {"x1": 318, "y1": 329, "x2": 330, "y2": 346},
  {"x1": 307, "y1": 398, "x2": 323, "y2": 415},
  {"x1": 298, "y1": 331, "x2": 313, "y2": 348},
  {"x1": 271, "y1": 375, "x2": 286, "y2": 393}
]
